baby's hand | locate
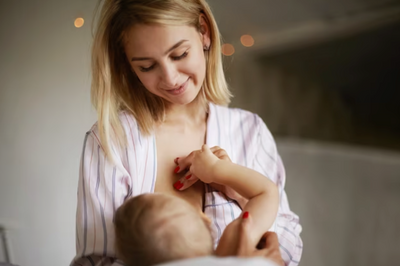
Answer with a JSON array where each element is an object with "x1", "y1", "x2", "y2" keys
[
  {"x1": 173, "y1": 145, "x2": 226, "y2": 190},
  {"x1": 210, "y1": 146, "x2": 232, "y2": 162}
]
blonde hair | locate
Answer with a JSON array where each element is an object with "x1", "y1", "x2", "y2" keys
[
  {"x1": 91, "y1": 0, "x2": 232, "y2": 159},
  {"x1": 114, "y1": 194, "x2": 213, "y2": 266}
]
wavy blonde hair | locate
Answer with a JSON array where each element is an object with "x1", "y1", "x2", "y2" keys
[{"x1": 91, "y1": 0, "x2": 231, "y2": 159}]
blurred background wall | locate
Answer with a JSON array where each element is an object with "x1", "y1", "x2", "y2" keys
[
  {"x1": 0, "y1": 1, "x2": 96, "y2": 265},
  {"x1": 0, "y1": 0, "x2": 399, "y2": 266}
]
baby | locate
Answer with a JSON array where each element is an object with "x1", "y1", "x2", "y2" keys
[{"x1": 114, "y1": 145, "x2": 279, "y2": 266}]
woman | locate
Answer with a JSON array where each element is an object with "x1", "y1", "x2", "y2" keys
[{"x1": 71, "y1": 0, "x2": 302, "y2": 265}]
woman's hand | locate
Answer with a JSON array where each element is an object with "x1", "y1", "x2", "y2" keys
[
  {"x1": 173, "y1": 144, "x2": 219, "y2": 190},
  {"x1": 236, "y1": 213, "x2": 284, "y2": 266},
  {"x1": 174, "y1": 146, "x2": 248, "y2": 208},
  {"x1": 173, "y1": 145, "x2": 231, "y2": 190}
]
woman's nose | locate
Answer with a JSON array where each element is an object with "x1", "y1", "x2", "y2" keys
[{"x1": 160, "y1": 63, "x2": 179, "y2": 88}]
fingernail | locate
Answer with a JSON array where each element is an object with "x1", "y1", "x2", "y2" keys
[
  {"x1": 174, "y1": 166, "x2": 180, "y2": 173},
  {"x1": 174, "y1": 157, "x2": 179, "y2": 164},
  {"x1": 242, "y1": 212, "x2": 249, "y2": 219},
  {"x1": 185, "y1": 174, "x2": 192, "y2": 180},
  {"x1": 173, "y1": 181, "x2": 184, "y2": 190}
]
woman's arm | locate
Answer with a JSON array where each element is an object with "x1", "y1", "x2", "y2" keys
[
  {"x1": 270, "y1": 156, "x2": 303, "y2": 266},
  {"x1": 252, "y1": 116, "x2": 303, "y2": 266},
  {"x1": 236, "y1": 214, "x2": 284, "y2": 266},
  {"x1": 71, "y1": 130, "x2": 131, "y2": 266}
]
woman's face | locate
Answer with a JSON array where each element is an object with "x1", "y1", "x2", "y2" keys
[{"x1": 123, "y1": 23, "x2": 209, "y2": 106}]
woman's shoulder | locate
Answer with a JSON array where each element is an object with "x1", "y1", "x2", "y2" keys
[
  {"x1": 211, "y1": 103, "x2": 275, "y2": 144},
  {"x1": 86, "y1": 111, "x2": 146, "y2": 148},
  {"x1": 211, "y1": 103, "x2": 265, "y2": 128},
  {"x1": 209, "y1": 104, "x2": 278, "y2": 168},
  {"x1": 118, "y1": 110, "x2": 141, "y2": 134},
  {"x1": 88, "y1": 111, "x2": 140, "y2": 133}
]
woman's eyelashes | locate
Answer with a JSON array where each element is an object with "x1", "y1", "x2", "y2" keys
[
  {"x1": 139, "y1": 65, "x2": 155, "y2": 72},
  {"x1": 138, "y1": 51, "x2": 189, "y2": 72},
  {"x1": 172, "y1": 51, "x2": 188, "y2": 61}
]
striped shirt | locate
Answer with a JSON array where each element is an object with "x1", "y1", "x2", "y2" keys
[{"x1": 71, "y1": 103, "x2": 303, "y2": 266}]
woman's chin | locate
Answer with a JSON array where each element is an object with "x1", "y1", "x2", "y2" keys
[{"x1": 166, "y1": 89, "x2": 200, "y2": 106}]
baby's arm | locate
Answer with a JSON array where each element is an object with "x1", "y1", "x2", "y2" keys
[
  {"x1": 212, "y1": 153, "x2": 279, "y2": 256},
  {"x1": 174, "y1": 145, "x2": 279, "y2": 255}
]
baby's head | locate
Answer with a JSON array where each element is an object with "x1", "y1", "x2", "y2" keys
[{"x1": 114, "y1": 193, "x2": 214, "y2": 266}]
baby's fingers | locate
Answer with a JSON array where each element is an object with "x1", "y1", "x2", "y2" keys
[
  {"x1": 210, "y1": 146, "x2": 222, "y2": 152},
  {"x1": 174, "y1": 150, "x2": 199, "y2": 174},
  {"x1": 173, "y1": 174, "x2": 199, "y2": 191},
  {"x1": 210, "y1": 146, "x2": 231, "y2": 161}
]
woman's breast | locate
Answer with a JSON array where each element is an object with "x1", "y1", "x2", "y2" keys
[
  {"x1": 154, "y1": 161, "x2": 204, "y2": 213},
  {"x1": 153, "y1": 126, "x2": 207, "y2": 213}
]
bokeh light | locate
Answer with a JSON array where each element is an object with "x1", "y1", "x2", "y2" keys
[
  {"x1": 241, "y1": 35, "x2": 255, "y2": 47},
  {"x1": 221, "y1": 43, "x2": 235, "y2": 56},
  {"x1": 74, "y1": 18, "x2": 84, "y2": 28}
]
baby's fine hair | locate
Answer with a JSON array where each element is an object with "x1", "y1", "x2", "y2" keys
[{"x1": 114, "y1": 193, "x2": 213, "y2": 266}]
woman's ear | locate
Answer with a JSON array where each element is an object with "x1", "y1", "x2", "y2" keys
[{"x1": 199, "y1": 14, "x2": 211, "y2": 49}]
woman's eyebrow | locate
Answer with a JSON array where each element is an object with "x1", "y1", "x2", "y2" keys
[{"x1": 131, "y1": 39, "x2": 189, "y2": 62}]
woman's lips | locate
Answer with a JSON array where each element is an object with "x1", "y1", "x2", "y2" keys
[{"x1": 166, "y1": 78, "x2": 190, "y2": 95}]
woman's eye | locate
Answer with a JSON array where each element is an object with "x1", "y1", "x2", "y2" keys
[
  {"x1": 172, "y1": 51, "x2": 188, "y2": 61},
  {"x1": 139, "y1": 65, "x2": 155, "y2": 72},
  {"x1": 138, "y1": 52, "x2": 188, "y2": 72}
]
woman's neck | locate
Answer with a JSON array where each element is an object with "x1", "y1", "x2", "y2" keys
[{"x1": 163, "y1": 100, "x2": 208, "y2": 128}]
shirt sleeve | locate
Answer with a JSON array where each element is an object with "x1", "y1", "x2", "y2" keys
[
  {"x1": 70, "y1": 130, "x2": 132, "y2": 266},
  {"x1": 252, "y1": 115, "x2": 303, "y2": 266}
]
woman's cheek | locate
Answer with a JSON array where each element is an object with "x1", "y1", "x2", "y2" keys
[
  {"x1": 139, "y1": 75, "x2": 157, "y2": 93},
  {"x1": 189, "y1": 52, "x2": 206, "y2": 80}
]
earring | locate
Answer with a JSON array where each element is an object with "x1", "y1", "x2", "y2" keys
[{"x1": 203, "y1": 45, "x2": 210, "y2": 51}]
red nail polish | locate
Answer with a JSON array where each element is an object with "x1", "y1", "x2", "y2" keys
[
  {"x1": 185, "y1": 174, "x2": 192, "y2": 180},
  {"x1": 242, "y1": 212, "x2": 249, "y2": 219},
  {"x1": 173, "y1": 181, "x2": 183, "y2": 190},
  {"x1": 174, "y1": 166, "x2": 180, "y2": 173},
  {"x1": 174, "y1": 157, "x2": 180, "y2": 164}
]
